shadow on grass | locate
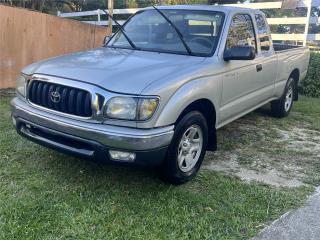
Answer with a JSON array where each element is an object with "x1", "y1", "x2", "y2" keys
[{"x1": 30, "y1": 145, "x2": 169, "y2": 192}]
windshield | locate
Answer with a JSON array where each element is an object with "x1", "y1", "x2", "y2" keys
[{"x1": 107, "y1": 9, "x2": 225, "y2": 57}]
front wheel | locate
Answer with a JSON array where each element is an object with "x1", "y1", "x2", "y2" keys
[
  {"x1": 271, "y1": 77, "x2": 295, "y2": 118},
  {"x1": 160, "y1": 111, "x2": 208, "y2": 185}
]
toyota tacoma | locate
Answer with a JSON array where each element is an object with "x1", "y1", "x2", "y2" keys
[{"x1": 11, "y1": 5, "x2": 310, "y2": 184}]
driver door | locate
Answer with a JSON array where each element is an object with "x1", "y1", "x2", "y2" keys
[{"x1": 219, "y1": 14, "x2": 263, "y2": 123}]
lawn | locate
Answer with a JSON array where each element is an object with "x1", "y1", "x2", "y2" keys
[{"x1": 0, "y1": 95, "x2": 318, "y2": 239}]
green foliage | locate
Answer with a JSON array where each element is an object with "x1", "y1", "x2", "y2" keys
[{"x1": 299, "y1": 52, "x2": 320, "y2": 98}]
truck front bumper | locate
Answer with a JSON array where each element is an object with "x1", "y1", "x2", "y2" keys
[{"x1": 11, "y1": 97, "x2": 174, "y2": 166}]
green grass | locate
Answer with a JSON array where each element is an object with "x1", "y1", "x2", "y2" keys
[
  {"x1": 290, "y1": 96, "x2": 320, "y2": 131},
  {"x1": 0, "y1": 96, "x2": 315, "y2": 239}
]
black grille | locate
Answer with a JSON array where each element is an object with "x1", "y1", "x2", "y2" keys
[{"x1": 28, "y1": 80, "x2": 92, "y2": 117}]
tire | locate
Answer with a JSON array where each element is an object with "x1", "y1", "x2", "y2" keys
[
  {"x1": 160, "y1": 111, "x2": 208, "y2": 185},
  {"x1": 271, "y1": 77, "x2": 295, "y2": 118}
]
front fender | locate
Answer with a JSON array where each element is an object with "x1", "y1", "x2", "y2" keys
[{"x1": 154, "y1": 75, "x2": 222, "y2": 128}]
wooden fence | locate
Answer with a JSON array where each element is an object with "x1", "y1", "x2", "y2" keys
[
  {"x1": 58, "y1": 0, "x2": 320, "y2": 45},
  {"x1": 0, "y1": 5, "x2": 109, "y2": 89}
]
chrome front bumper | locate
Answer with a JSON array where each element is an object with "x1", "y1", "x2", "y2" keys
[{"x1": 11, "y1": 97, "x2": 174, "y2": 165}]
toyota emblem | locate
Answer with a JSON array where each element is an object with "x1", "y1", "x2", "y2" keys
[{"x1": 50, "y1": 91, "x2": 61, "y2": 103}]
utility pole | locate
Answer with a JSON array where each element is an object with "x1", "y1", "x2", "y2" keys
[
  {"x1": 303, "y1": 0, "x2": 312, "y2": 46},
  {"x1": 108, "y1": 0, "x2": 114, "y2": 34}
]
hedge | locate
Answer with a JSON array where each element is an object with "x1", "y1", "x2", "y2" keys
[{"x1": 299, "y1": 52, "x2": 320, "y2": 98}]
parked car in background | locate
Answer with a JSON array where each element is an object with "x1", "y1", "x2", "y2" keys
[{"x1": 11, "y1": 5, "x2": 310, "y2": 184}]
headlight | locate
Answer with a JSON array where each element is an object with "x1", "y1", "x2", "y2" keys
[
  {"x1": 16, "y1": 75, "x2": 27, "y2": 97},
  {"x1": 138, "y1": 98, "x2": 159, "y2": 120},
  {"x1": 106, "y1": 97, "x2": 137, "y2": 120},
  {"x1": 105, "y1": 97, "x2": 159, "y2": 121}
]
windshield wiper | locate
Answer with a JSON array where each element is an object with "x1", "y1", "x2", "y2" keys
[
  {"x1": 152, "y1": 5, "x2": 193, "y2": 56},
  {"x1": 102, "y1": 9, "x2": 138, "y2": 50}
]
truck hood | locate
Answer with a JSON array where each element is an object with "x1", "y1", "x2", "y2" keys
[{"x1": 22, "y1": 47, "x2": 206, "y2": 95}]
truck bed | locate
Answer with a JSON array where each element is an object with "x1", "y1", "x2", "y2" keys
[{"x1": 272, "y1": 43, "x2": 310, "y2": 97}]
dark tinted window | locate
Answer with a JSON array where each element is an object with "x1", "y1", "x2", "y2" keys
[
  {"x1": 255, "y1": 14, "x2": 271, "y2": 52},
  {"x1": 226, "y1": 14, "x2": 256, "y2": 51}
]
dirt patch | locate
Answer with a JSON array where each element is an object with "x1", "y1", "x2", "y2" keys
[
  {"x1": 277, "y1": 127, "x2": 320, "y2": 157},
  {"x1": 203, "y1": 116, "x2": 320, "y2": 188},
  {"x1": 203, "y1": 153, "x2": 303, "y2": 188}
]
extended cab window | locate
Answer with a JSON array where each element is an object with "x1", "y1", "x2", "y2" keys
[
  {"x1": 226, "y1": 14, "x2": 256, "y2": 51},
  {"x1": 255, "y1": 14, "x2": 271, "y2": 52}
]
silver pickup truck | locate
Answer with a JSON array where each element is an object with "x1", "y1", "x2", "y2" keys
[{"x1": 11, "y1": 5, "x2": 310, "y2": 184}]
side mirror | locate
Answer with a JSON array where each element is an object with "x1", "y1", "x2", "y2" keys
[
  {"x1": 103, "y1": 34, "x2": 113, "y2": 45},
  {"x1": 224, "y1": 46, "x2": 255, "y2": 61}
]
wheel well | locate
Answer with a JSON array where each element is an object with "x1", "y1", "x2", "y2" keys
[
  {"x1": 176, "y1": 99, "x2": 217, "y2": 151},
  {"x1": 290, "y1": 69, "x2": 300, "y2": 101}
]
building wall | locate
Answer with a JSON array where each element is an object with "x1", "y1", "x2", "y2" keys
[{"x1": 0, "y1": 4, "x2": 109, "y2": 89}]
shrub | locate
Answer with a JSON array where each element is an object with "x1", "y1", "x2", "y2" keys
[{"x1": 299, "y1": 52, "x2": 320, "y2": 98}]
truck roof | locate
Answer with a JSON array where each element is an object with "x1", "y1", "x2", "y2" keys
[{"x1": 144, "y1": 4, "x2": 264, "y2": 15}]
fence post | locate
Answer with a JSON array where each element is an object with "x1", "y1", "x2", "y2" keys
[
  {"x1": 97, "y1": 9, "x2": 101, "y2": 25},
  {"x1": 108, "y1": 0, "x2": 114, "y2": 33},
  {"x1": 303, "y1": 0, "x2": 312, "y2": 46}
]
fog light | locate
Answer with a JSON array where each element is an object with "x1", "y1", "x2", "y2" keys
[
  {"x1": 11, "y1": 116, "x2": 16, "y2": 127},
  {"x1": 109, "y1": 150, "x2": 136, "y2": 162}
]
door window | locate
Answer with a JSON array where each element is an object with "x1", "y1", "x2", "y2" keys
[
  {"x1": 226, "y1": 14, "x2": 256, "y2": 51},
  {"x1": 255, "y1": 14, "x2": 271, "y2": 52}
]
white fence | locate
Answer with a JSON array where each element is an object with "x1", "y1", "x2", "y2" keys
[{"x1": 57, "y1": 0, "x2": 320, "y2": 45}]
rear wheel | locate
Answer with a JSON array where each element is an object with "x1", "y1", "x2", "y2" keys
[
  {"x1": 160, "y1": 111, "x2": 208, "y2": 185},
  {"x1": 271, "y1": 77, "x2": 295, "y2": 118}
]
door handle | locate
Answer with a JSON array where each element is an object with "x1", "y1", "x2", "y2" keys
[{"x1": 256, "y1": 64, "x2": 263, "y2": 72}]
